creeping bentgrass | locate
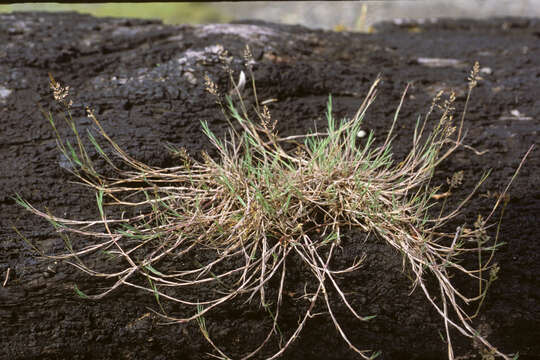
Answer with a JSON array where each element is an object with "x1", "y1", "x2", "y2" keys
[{"x1": 14, "y1": 54, "x2": 533, "y2": 359}]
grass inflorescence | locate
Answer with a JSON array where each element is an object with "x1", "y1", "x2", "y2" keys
[{"x1": 15, "y1": 52, "x2": 532, "y2": 359}]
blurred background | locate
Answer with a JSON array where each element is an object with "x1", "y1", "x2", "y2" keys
[{"x1": 1, "y1": 1, "x2": 539, "y2": 31}]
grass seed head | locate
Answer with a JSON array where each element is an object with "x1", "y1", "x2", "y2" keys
[{"x1": 49, "y1": 73, "x2": 73, "y2": 108}]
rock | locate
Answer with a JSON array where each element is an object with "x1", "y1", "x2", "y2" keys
[{"x1": 1, "y1": 12, "x2": 539, "y2": 360}]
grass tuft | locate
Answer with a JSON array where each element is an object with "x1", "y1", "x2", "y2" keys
[{"x1": 15, "y1": 55, "x2": 533, "y2": 359}]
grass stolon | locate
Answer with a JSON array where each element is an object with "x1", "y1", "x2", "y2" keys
[{"x1": 15, "y1": 56, "x2": 531, "y2": 359}]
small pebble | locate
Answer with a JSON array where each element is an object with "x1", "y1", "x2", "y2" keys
[
  {"x1": 183, "y1": 72, "x2": 197, "y2": 85},
  {"x1": 480, "y1": 67, "x2": 492, "y2": 75},
  {"x1": 0, "y1": 86, "x2": 12, "y2": 99}
]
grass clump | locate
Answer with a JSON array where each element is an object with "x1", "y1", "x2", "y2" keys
[{"x1": 15, "y1": 53, "x2": 531, "y2": 359}]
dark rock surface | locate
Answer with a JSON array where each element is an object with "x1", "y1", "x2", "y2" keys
[{"x1": 0, "y1": 12, "x2": 538, "y2": 359}]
